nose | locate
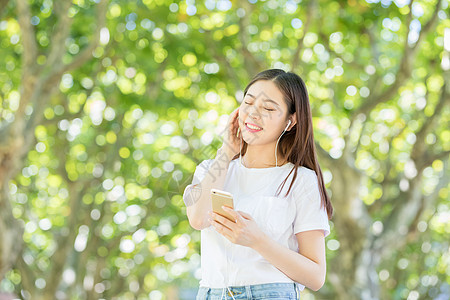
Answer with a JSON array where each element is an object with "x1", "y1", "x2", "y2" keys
[{"x1": 246, "y1": 105, "x2": 262, "y2": 120}]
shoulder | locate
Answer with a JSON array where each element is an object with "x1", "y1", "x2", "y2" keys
[
  {"x1": 204, "y1": 158, "x2": 215, "y2": 164},
  {"x1": 193, "y1": 159, "x2": 215, "y2": 176},
  {"x1": 291, "y1": 166, "x2": 319, "y2": 195},
  {"x1": 296, "y1": 166, "x2": 316, "y2": 177},
  {"x1": 197, "y1": 158, "x2": 214, "y2": 168},
  {"x1": 295, "y1": 166, "x2": 318, "y2": 184},
  {"x1": 197, "y1": 157, "x2": 241, "y2": 171}
]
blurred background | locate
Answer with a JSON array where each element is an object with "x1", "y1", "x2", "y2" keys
[{"x1": 0, "y1": 0, "x2": 449, "y2": 299}]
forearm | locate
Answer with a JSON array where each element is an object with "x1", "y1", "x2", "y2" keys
[
  {"x1": 252, "y1": 234, "x2": 325, "y2": 291},
  {"x1": 185, "y1": 147, "x2": 233, "y2": 229}
]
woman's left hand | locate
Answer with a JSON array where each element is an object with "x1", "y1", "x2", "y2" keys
[{"x1": 208, "y1": 206, "x2": 267, "y2": 248}]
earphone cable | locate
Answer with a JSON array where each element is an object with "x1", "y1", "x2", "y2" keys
[{"x1": 219, "y1": 121, "x2": 288, "y2": 299}]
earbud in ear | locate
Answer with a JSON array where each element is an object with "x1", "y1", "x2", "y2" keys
[{"x1": 285, "y1": 120, "x2": 291, "y2": 131}]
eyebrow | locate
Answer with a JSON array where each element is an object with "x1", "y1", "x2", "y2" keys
[{"x1": 246, "y1": 93, "x2": 280, "y2": 107}]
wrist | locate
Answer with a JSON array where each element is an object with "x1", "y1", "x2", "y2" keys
[
  {"x1": 252, "y1": 231, "x2": 270, "y2": 252},
  {"x1": 217, "y1": 146, "x2": 234, "y2": 162}
]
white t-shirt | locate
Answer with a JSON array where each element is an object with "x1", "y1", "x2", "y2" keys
[{"x1": 183, "y1": 157, "x2": 331, "y2": 291}]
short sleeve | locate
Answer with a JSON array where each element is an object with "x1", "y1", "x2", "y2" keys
[
  {"x1": 292, "y1": 170, "x2": 331, "y2": 238},
  {"x1": 182, "y1": 159, "x2": 214, "y2": 205},
  {"x1": 190, "y1": 159, "x2": 214, "y2": 185}
]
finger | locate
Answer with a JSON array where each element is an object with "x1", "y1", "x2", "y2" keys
[
  {"x1": 222, "y1": 206, "x2": 245, "y2": 225},
  {"x1": 232, "y1": 108, "x2": 240, "y2": 124},
  {"x1": 212, "y1": 211, "x2": 238, "y2": 229},
  {"x1": 231, "y1": 107, "x2": 239, "y2": 119},
  {"x1": 228, "y1": 107, "x2": 239, "y2": 131},
  {"x1": 221, "y1": 232, "x2": 235, "y2": 243},
  {"x1": 237, "y1": 210, "x2": 253, "y2": 220},
  {"x1": 230, "y1": 118, "x2": 238, "y2": 132},
  {"x1": 212, "y1": 219, "x2": 233, "y2": 236},
  {"x1": 215, "y1": 226, "x2": 234, "y2": 243},
  {"x1": 231, "y1": 109, "x2": 240, "y2": 127},
  {"x1": 209, "y1": 214, "x2": 231, "y2": 229},
  {"x1": 227, "y1": 108, "x2": 238, "y2": 125}
]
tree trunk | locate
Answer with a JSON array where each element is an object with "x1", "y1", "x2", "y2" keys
[
  {"x1": 0, "y1": 181, "x2": 24, "y2": 281},
  {"x1": 326, "y1": 160, "x2": 373, "y2": 299},
  {"x1": 0, "y1": 0, "x2": 107, "y2": 284}
]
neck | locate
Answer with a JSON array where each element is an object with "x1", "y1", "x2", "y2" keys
[{"x1": 243, "y1": 143, "x2": 287, "y2": 168}]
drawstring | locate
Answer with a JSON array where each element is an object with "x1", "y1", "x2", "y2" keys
[
  {"x1": 221, "y1": 210, "x2": 236, "y2": 300},
  {"x1": 221, "y1": 241, "x2": 236, "y2": 300},
  {"x1": 220, "y1": 287, "x2": 236, "y2": 300}
]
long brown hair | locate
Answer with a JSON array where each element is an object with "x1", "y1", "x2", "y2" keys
[{"x1": 232, "y1": 69, "x2": 334, "y2": 220}]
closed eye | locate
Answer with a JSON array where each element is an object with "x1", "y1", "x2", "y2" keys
[{"x1": 244, "y1": 102, "x2": 275, "y2": 111}]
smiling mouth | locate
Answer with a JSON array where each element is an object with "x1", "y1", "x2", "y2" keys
[{"x1": 245, "y1": 123, "x2": 263, "y2": 131}]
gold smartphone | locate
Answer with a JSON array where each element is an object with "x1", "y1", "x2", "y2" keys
[{"x1": 211, "y1": 188, "x2": 235, "y2": 222}]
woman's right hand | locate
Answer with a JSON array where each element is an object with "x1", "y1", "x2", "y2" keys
[{"x1": 219, "y1": 107, "x2": 241, "y2": 161}]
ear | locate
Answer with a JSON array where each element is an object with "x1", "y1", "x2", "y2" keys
[{"x1": 287, "y1": 114, "x2": 297, "y2": 131}]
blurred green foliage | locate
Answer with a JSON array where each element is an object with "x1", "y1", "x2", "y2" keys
[{"x1": 0, "y1": 0, "x2": 449, "y2": 299}]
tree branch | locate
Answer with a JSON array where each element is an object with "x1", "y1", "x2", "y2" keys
[
  {"x1": 45, "y1": 0, "x2": 74, "y2": 69},
  {"x1": 0, "y1": 0, "x2": 10, "y2": 16},
  {"x1": 237, "y1": 1, "x2": 264, "y2": 75},
  {"x1": 56, "y1": 0, "x2": 108, "y2": 75},
  {"x1": 318, "y1": 31, "x2": 361, "y2": 71},
  {"x1": 291, "y1": 0, "x2": 315, "y2": 70},
  {"x1": 364, "y1": 25, "x2": 381, "y2": 66},
  {"x1": 404, "y1": 163, "x2": 448, "y2": 244},
  {"x1": 44, "y1": 181, "x2": 86, "y2": 298},
  {"x1": 147, "y1": 56, "x2": 169, "y2": 101},
  {"x1": 15, "y1": 0, "x2": 39, "y2": 124},
  {"x1": 351, "y1": 0, "x2": 441, "y2": 119},
  {"x1": 204, "y1": 30, "x2": 242, "y2": 93},
  {"x1": 421, "y1": 150, "x2": 450, "y2": 169},
  {"x1": 411, "y1": 82, "x2": 449, "y2": 164},
  {"x1": 372, "y1": 174, "x2": 422, "y2": 255},
  {"x1": 15, "y1": 255, "x2": 36, "y2": 295},
  {"x1": 342, "y1": 113, "x2": 366, "y2": 167},
  {"x1": 350, "y1": 115, "x2": 368, "y2": 156},
  {"x1": 39, "y1": 40, "x2": 109, "y2": 128},
  {"x1": 409, "y1": 0, "x2": 442, "y2": 57},
  {"x1": 22, "y1": 0, "x2": 109, "y2": 142},
  {"x1": 373, "y1": 159, "x2": 449, "y2": 257},
  {"x1": 375, "y1": 109, "x2": 449, "y2": 257},
  {"x1": 342, "y1": 0, "x2": 442, "y2": 166},
  {"x1": 16, "y1": 0, "x2": 38, "y2": 74},
  {"x1": 367, "y1": 125, "x2": 409, "y2": 214},
  {"x1": 368, "y1": 64, "x2": 443, "y2": 214}
]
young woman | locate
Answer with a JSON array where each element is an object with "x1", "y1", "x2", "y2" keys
[{"x1": 184, "y1": 69, "x2": 334, "y2": 299}]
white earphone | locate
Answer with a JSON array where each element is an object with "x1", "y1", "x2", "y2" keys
[
  {"x1": 230, "y1": 118, "x2": 292, "y2": 297},
  {"x1": 285, "y1": 119, "x2": 292, "y2": 131},
  {"x1": 275, "y1": 120, "x2": 291, "y2": 167},
  {"x1": 239, "y1": 119, "x2": 292, "y2": 168}
]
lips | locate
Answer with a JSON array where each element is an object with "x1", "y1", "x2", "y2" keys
[{"x1": 245, "y1": 122, "x2": 263, "y2": 131}]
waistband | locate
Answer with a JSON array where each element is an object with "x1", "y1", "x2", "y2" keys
[{"x1": 198, "y1": 282, "x2": 298, "y2": 298}]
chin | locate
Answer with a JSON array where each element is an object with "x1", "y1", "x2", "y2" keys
[{"x1": 243, "y1": 134, "x2": 269, "y2": 146}]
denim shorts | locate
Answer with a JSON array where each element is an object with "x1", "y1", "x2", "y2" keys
[{"x1": 196, "y1": 282, "x2": 299, "y2": 300}]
